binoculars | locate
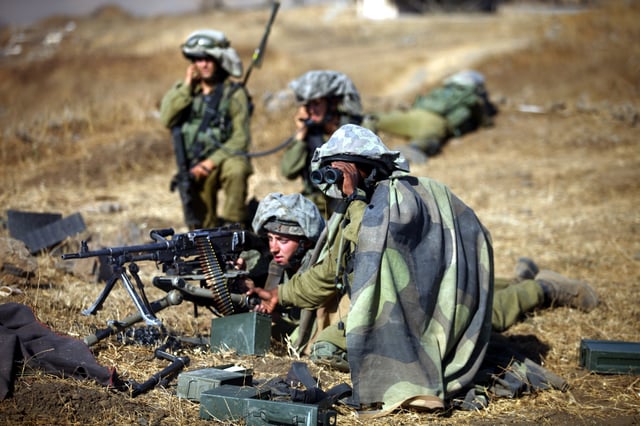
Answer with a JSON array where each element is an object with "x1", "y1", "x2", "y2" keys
[{"x1": 310, "y1": 166, "x2": 343, "y2": 186}]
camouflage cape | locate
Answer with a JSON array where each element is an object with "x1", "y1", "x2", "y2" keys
[{"x1": 347, "y1": 175, "x2": 494, "y2": 415}]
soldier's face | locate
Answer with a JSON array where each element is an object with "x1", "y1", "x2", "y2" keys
[
  {"x1": 305, "y1": 98, "x2": 329, "y2": 123},
  {"x1": 267, "y1": 232, "x2": 302, "y2": 267},
  {"x1": 193, "y1": 57, "x2": 216, "y2": 79}
]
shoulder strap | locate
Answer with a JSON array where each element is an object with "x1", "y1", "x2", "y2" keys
[{"x1": 196, "y1": 83, "x2": 225, "y2": 136}]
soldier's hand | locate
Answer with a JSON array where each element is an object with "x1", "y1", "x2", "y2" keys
[
  {"x1": 293, "y1": 105, "x2": 309, "y2": 141},
  {"x1": 185, "y1": 64, "x2": 200, "y2": 86},
  {"x1": 246, "y1": 287, "x2": 278, "y2": 314},
  {"x1": 190, "y1": 159, "x2": 215, "y2": 180},
  {"x1": 330, "y1": 161, "x2": 360, "y2": 197}
]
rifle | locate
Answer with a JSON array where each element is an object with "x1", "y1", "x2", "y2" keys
[
  {"x1": 170, "y1": 126, "x2": 200, "y2": 229},
  {"x1": 62, "y1": 226, "x2": 260, "y2": 345}
]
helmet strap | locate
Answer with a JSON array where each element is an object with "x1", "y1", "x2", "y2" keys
[{"x1": 286, "y1": 239, "x2": 309, "y2": 271}]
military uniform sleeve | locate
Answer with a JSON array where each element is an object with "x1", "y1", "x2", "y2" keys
[
  {"x1": 209, "y1": 85, "x2": 251, "y2": 166},
  {"x1": 278, "y1": 246, "x2": 338, "y2": 308},
  {"x1": 279, "y1": 200, "x2": 365, "y2": 309},
  {"x1": 280, "y1": 138, "x2": 308, "y2": 179},
  {"x1": 159, "y1": 81, "x2": 193, "y2": 128}
]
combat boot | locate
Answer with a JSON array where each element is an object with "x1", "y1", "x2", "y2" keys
[
  {"x1": 310, "y1": 341, "x2": 350, "y2": 373},
  {"x1": 535, "y1": 269, "x2": 599, "y2": 312},
  {"x1": 514, "y1": 257, "x2": 539, "y2": 281}
]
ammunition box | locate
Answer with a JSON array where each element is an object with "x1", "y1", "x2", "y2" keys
[
  {"x1": 244, "y1": 399, "x2": 337, "y2": 426},
  {"x1": 200, "y1": 386, "x2": 337, "y2": 426},
  {"x1": 579, "y1": 339, "x2": 640, "y2": 374},
  {"x1": 199, "y1": 385, "x2": 271, "y2": 421},
  {"x1": 176, "y1": 367, "x2": 252, "y2": 401},
  {"x1": 210, "y1": 312, "x2": 271, "y2": 355}
]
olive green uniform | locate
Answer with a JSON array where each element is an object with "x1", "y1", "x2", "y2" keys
[
  {"x1": 492, "y1": 277, "x2": 545, "y2": 332},
  {"x1": 373, "y1": 108, "x2": 449, "y2": 155},
  {"x1": 277, "y1": 198, "x2": 362, "y2": 349},
  {"x1": 160, "y1": 79, "x2": 253, "y2": 227},
  {"x1": 279, "y1": 201, "x2": 361, "y2": 307}
]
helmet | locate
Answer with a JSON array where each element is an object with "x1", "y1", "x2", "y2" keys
[
  {"x1": 252, "y1": 193, "x2": 325, "y2": 242},
  {"x1": 310, "y1": 124, "x2": 410, "y2": 199},
  {"x1": 288, "y1": 70, "x2": 363, "y2": 118},
  {"x1": 444, "y1": 70, "x2": 486, "y2": 92},
  {"x1": 181, "y1": 29, "x2": 243, "y2": 78}
]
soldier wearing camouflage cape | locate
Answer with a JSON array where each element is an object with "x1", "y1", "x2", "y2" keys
[{"x1": 249, "y1": 124, "x2": 494, "y2": 415}]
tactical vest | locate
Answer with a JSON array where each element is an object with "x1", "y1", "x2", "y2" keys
[{"x1": 181, "y1": 82, "x2": 247, "y2": 162}]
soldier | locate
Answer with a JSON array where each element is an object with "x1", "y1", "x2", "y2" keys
[
  {"x1": 250, "y1": 124, "x2": 494, "y2": 415},
  {"x1": 250, "y1": 124, "x2": 599, "y2": 415},
  {"x1": 159, "y1": 29, "x2": 253, "y2": 229},
  {"x1": 365, "y1": 69, "x2": 498, "y2": 164},
  {"x1": 280, "y1": 70, "x2": 363, "y2": 217},
  {"x1": 247, "y1": 192, "x2": 329, "y2": 352}
]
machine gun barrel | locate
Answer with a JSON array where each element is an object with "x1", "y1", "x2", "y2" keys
[{"x1": 61, "y1": 228, "x2": 184, "y2": 262}]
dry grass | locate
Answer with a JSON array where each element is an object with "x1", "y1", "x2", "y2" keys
[{"x1": 1, "y1": 1, "x2": 639, "y2": 424}]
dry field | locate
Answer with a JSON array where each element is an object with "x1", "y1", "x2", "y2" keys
[{"x1": 0, "y1": 1, "x2": 638, "y2": 424}]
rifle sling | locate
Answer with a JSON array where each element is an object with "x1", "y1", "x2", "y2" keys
[{"x1": 191, "y1": 83, "x2": 225, "y2": 161}]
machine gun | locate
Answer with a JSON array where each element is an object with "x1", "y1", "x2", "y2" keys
[{"x1": 62, "y1": 226, "x2": 260, "y2": 345}]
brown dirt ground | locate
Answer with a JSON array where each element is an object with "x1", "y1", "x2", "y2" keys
[{"x1": 0, "y1": 1, "x2": 639, "y2": 425}]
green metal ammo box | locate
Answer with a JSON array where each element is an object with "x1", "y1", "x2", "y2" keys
[
  {"x1": 200, "y1": 385, "x2": 337, "y2": 426},
  {"x1": 176, "y1": 366, "x2": 253, "y2": 401},
  {"x1": 579, "y1": 339, "x2": 640, "y2": 374},
  {"x1": 199, "y1": 384, "x2": 271, "y2": 421},
  {"x1": 243, "y1": 399, "x2": 337, "y2": 426},
  {"x1": 210, "y1": 311, "x2": 271, "y2": 355}
]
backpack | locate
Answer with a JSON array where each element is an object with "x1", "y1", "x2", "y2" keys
[{"x1": 412, "y1": 83, "x2": 482, "y2": 136}]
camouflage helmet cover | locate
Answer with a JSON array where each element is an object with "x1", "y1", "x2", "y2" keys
[
  {"x1": 444, "y1": 69, "x2": 486, "y2": 91},
  {"x1": 181, "y1": 29, "x2": 243, "y2": 78},
  {"x1": 311, "y1": 124, "x2": 410, "y2": 199},
  {"x1": 288, "y1": 70, "x2": 363, "y2": 117},
  {"x1": 252, "y1": 192, "x2": 325, "y2": 242}
]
